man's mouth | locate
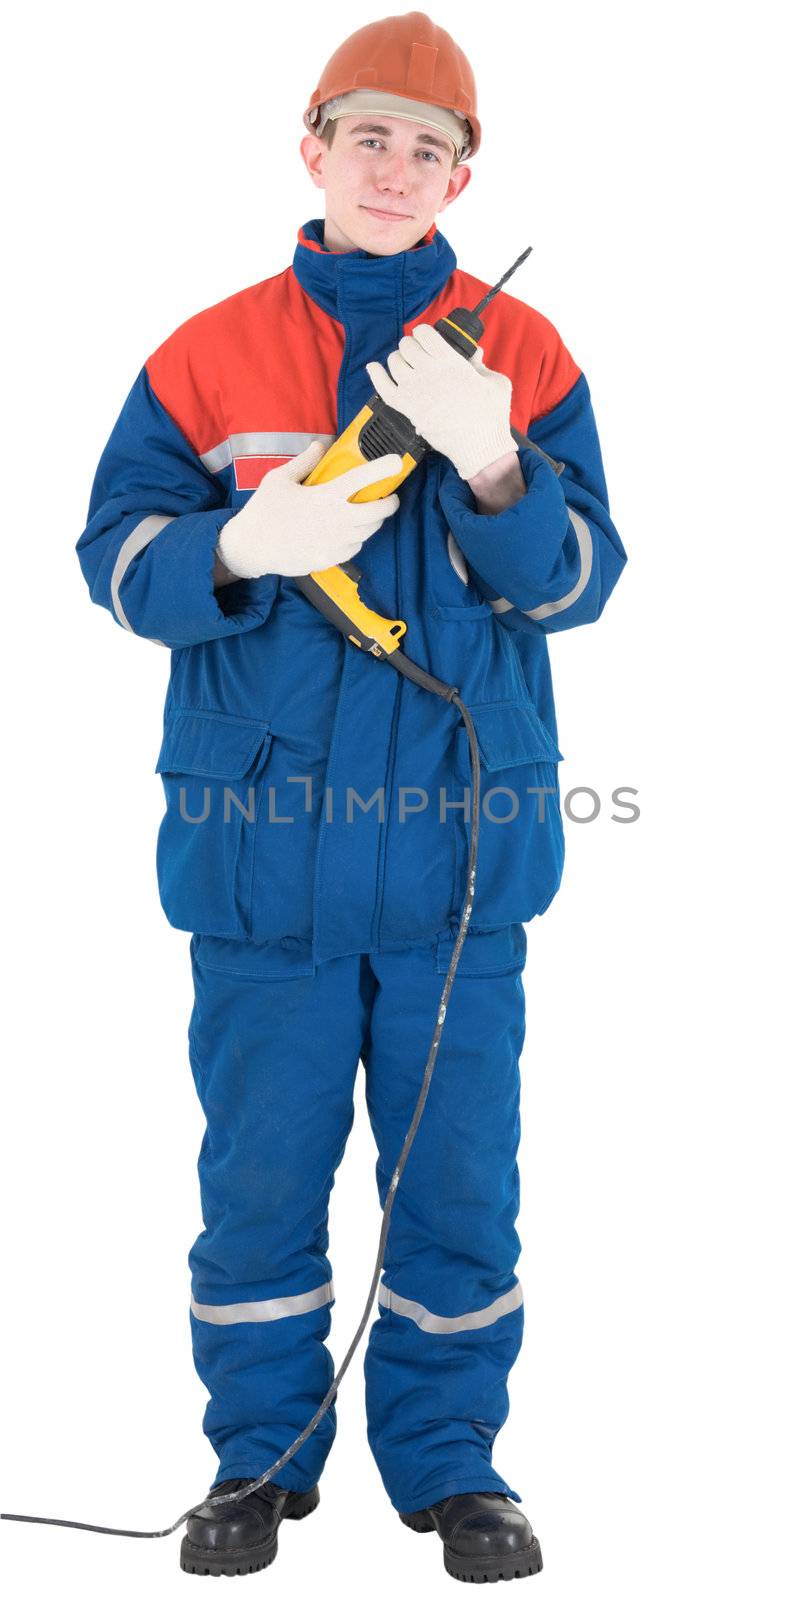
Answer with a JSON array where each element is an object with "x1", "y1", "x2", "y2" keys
[{"x1": 362, "y1": 205, "x2": 412, "y2": 221}]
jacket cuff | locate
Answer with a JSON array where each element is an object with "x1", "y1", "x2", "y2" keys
[
  {"x1": 115, "y1": 508, "x2": 279, "y2": 647},
  {"x1": 438, "y1": 446, "x2": 570, "y2": 612}
]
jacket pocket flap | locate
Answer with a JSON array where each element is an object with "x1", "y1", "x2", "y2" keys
[
  {"x1": 155, "y1": 710, "x2": 270, "y2": 778},
  {"x1": 461, "y1": 700, "x2": 564, "y2": 771}
]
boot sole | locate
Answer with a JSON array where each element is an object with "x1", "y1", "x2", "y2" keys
[
  {"x1": 180, "y1": 1483, "x2": 320, "y2": 1576},
  {"x1": 399, "y1": 1511, "x2": 543, "y2": 1583}
]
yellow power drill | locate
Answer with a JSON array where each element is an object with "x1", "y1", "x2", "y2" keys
[{"x1": 294, "y1": 245, "x2": 565, "y2": 696}]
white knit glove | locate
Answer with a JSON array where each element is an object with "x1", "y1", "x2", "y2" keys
[
  {"x1": 365, "y1": 323, "x2": 518, "y2": 482},
  {"x1": 216, "y1": 440, "x2": 403, "y2": 580}
]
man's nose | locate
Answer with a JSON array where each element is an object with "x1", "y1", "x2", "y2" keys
[{"x1": 376, "y1": 150, "x2": 413, "y2": 193}]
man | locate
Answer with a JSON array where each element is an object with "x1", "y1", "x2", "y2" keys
[{"x1": 76, "y1": 10, "x2": 626, "y2": 1583}]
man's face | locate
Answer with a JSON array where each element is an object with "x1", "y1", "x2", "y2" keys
[{"x1": 300, "y1": 113, "x2": 472, "y2": 254}]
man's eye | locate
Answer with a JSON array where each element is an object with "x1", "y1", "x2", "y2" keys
[{"x1": 358, "y1": 139, "x2": 440, "y2": 162}]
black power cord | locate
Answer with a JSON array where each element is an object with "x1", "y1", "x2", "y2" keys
[{"x1": 1, "y1": 674, "x2": 481, "y2": 1544}]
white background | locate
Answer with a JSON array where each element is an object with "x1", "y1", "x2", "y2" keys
[{"x1": 1, "y1": 1, "x2": 808, "y2": 1595}]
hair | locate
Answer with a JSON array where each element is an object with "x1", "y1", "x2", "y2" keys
[{"x1": 320, "y1": 116, "x2": 460, "y2": 170}]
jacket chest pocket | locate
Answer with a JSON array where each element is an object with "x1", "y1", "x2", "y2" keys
[
  {"x1": 154, "y1": 709, "x2": 272, "y2": 938},
  {"x1": 451, "y1": 699, "x2": 565, "y2": 927}
]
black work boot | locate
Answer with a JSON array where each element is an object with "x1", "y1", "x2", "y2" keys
[
  {"x1": 400, "y1": 1491, "x2": 542, "y2": 1582},
  {"x1": 180, "y1": 1476, "x2": 319, "y2": 1576}
]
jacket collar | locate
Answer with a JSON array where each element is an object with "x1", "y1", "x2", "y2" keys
[{"x1": 292, "y1": 217, "x2": 456, "y2": 325}]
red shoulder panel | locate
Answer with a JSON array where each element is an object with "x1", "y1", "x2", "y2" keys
[
  {"x1": 144, "y1": 254, "x2": 579, "y2": 462},
  {"x1": 145, "y1": 271, "x2": 345, "y2": 458}
]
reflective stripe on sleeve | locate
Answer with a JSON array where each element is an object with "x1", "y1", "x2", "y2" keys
[
  {"x1": 378, "y1": 1281, "x2": 522, "y2": 1334},
  {"x1": 110, "y1": 513, "x2": 174, "y2": 646},
  {"x1": 447, "y1": 530, "x2": 469, "y2": 584},
  {"x1": 191, "y1": 1278, "x2": 335, "y2": 1325},
  {"x1": 486, "y1": 506, "x2": 593, "y2": 622},
  {"x1": 523, "y1": 507, "x2": 593, "y2": 620}
]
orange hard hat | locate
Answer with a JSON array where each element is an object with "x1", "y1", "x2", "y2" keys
[{"x1": 304, "y1": 11, "x2": 480, "y2": 160}]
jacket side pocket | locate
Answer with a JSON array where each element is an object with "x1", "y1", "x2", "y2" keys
[
  {"x1": 452, "y1": 699, "x2": 565, "y2": 928},
  {"x1": 155, "y1": 708, "x2": 272, "y2": 937}
]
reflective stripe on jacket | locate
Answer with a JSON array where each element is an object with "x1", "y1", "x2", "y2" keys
[{"x1": 76, "y1": 218, "x2": 627, "y2": 962}]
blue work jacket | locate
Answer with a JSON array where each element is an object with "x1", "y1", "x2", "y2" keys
[{"x1": 76, "y1": 218, "x2": 627, "y2": 969}]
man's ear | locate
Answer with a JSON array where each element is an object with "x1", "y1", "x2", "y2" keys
[
  {"x1": 439, "y1": 163, "x2": 473, "y2": 211},
  {"x1": 300, "y1": 134, "x2": 327, "y2": 187}
]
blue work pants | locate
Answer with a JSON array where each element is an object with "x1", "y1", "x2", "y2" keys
[{"x1": 186, "y1": 929, "x2": 527, "y2": 1515}]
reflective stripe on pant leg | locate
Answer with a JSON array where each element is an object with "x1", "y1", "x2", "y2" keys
[
  {"x1": 192, "y1": 1279, "x2": 335, "y2": 1325},
  {"x1": 377, "y1": 1280, "x2": 523, "y2": 1334}
]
